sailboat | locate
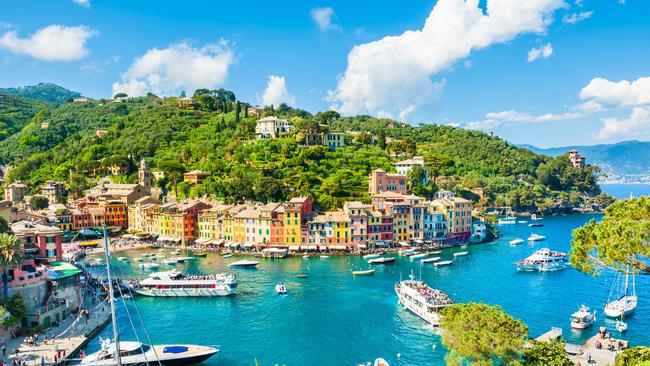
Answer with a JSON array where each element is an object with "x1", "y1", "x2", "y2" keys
[
  {"x1": 81, "y1": 226, "x2": 219, "y2": 366},
  {"x1": 604, "y1": 267, "x2": 637, "y2": 318}
]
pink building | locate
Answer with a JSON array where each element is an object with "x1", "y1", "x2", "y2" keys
[
  {"x1": 8, "y1": 220, "x2": 63, "y2": 287},
  {"x1": 368, "y1": 169, "x2": 407, "y2": 195}
]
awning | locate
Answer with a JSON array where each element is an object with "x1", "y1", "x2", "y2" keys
[
  {"x1": 211, "y1": 239, "x2": 225, "y2": 245},
  {"x1": 329, "y1": 245, "x2": 347, "y2": 250},
  {"x1": 357, "y1": 244, "x2": 367, "y2": 249},
  {"x1": 243, "y1": 243, "x2": 254, "y2": 248},
  {"x1": 173, "y1": 237, "x2": 182, "y2": 243},
  {"x1": 414, "y1": 239, "x2": 424, "y2": 244},
  {"x1": 399, "y1": 241, "x2": 410, "y2": 247},
  {"x1": 263, "y1": 247, "x2": 287, "y2": 253},
  {"x1": 300, "y1": 245, "x2": 317, "y2": 250},
  {"x1": 195, "y1": 238, "x2": 208, "y2": 244},
  {"x1": 289, "y1": 245, "x2": 300, "y2": 251},
  {"x1": 157, "y1": 237, "x2": 167, "y2": 242}
]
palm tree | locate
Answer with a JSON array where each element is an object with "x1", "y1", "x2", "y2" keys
[{"x1": 0, "y1": 233, "x2": 25, "y2": 298}]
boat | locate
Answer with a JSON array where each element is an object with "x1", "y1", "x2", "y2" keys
[
  {"x1": 171, "y1": 250, "x2": 181, "y2": 255},
  {"x1": 117, "y1": 257, "x2": 127, "y2": 261},
  {"x1": 302, "y1": 255, "x2": 310, "y2": 259},
  {"x1": 194, "y1": 253, "x2": 208, "y2": 258},
  {"x1": 409, "y1": 253, "x2": 427, "y2": 261},
  {"x1": 420, "y1": 257, "x2": 441, "y2": 263},
  {"x1": 509, "y1": 239, "x2": 525, "y2": 246},
  {"x1": 352, "y1": 269, "x2": 375, "y2": 276},
  {"x1": 527, "y1": 233, "x2": 546, "y2": 242},
  {"x1": 160, "y1": 258, "x2": 178, "y2": 265},
  {"x1": 434, "y1": 260, "x2": 453, "y2": 267},
  {"x1": 529, "y1": 223, "x2": 544, "y2": 227},
  {"x1": 570, "y1": 305, "x2": 596, "y2": 329},
  {"x1": 133, "y1": 257, "x2": 144, "y2": 262},
  {"x1": 453, "y1": 251, "x2": 469, "y2": 257},
  {"x1": 497, "y1": 216, "x2": 516, "y2": 225},
  {"x1": 398, "y1": 248, "x2": 416, "y2": 256},
  {"x1": 518, "y1": 220, "x2": 528, "y2": 224},
  {"x1": 275, "y1": 282, "x2": 287, "y2": 294},
  {"x1": 516, "y1": 248, "x2": 567, "y2": 271},
  {"x1": 121, "y1": 294, "x2": 133, "y2": 300},
  {"x1": 616, "y1": 320, "x2": 628, "y2": 333},
  {"x1": 320, "y1": 255, "x2": 330, "y2": 259},
  {"x1": 426, "y1": 250, "x2": 441, "y2": 255},
  {"x1": 531, "y1": 214, "x2": 543, "y2": 221},
  {"x1": 395, "y1": 274, "x2": 453, "y2": 326},
  {"x1": 82, "y1": 226, "x2": 219, "y2": 366},
  {"x1": 368, "y1": 257, "x2": 396, "y2": 264},
  {"x1": 604, "y1": 268, "x2": 637, "y2": 318},
  {"x1": 374, "y1": 358, "x2": 390, "y2": 366},
  {"x1": 133, "y1": 270, "x2": 237, "y2": 297},
  {"x1": 222, "y1": 254, "x2": 233, "y2": 258},
  {"x1": 363, "y1": 254, "x2": 381, "y2": 260},
  {"x1": 296, "y1": 274, "x2": 308, "y2": 279},
  {"x1": 174, "y1": 256, "x2": 194, "y2": 263},
  {"x1": 228, "y1": 260, "x2": 259, "y2": 267},
  {"x1": 139, "y1": 262, "x2": 159, "y2": 270}
]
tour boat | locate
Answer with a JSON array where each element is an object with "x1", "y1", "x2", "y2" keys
[
  {"x1": 604, "y1": 269, "x2": 637, "y2": 318},
  {"x1": 80, "y1": 340, "x2": 219, "y2": 366},
  {"x1": 516, "y1": 248, "x2": 567, "y2": 272},
  {"x1": 527, "y1": 233, "x2": 546, "y2": 242},
  {"x1": 410, "y1": 253, "x2": 427, "y2": 261},
  {"x1": 228, "y1": 260, "x2": 259, "y2": 267},
  {"x1": 275, "y1": 282, "x2": 287, "y2": 295},
  {"x1": 395, "y1": 274, "x2": 453, "y2": 326},
  {"x1": 529, "y1": 223, "x2": 544, "y2": 227},
  {"x1": 570, "y1": 305, "x2": 596, "y2": 330},
  {"x1": 453, "y1": 251, "x2": 469, "y2": 257},
  {"x1": 374, "y1": 358, "x2": 390, "y2": 366},
  {"x1": 434, "y1": 260, "x2": 453, "y2": 267},
  {"x1": 133, "y1": 270, "x2": 237, "y2": 297},
  {"x1": 368, "y1": 257, "x2": 396, "y2": 264},
  {"x1": 140, "y1": 262, "x2": 159, "y2": 270},
  {"x1": 510, "y1": 239, "x2": 524, "y2": 246},
  {"x1": 352, "y1": 269, "x2": 375, "y2": 276},
  {"x1": 420, "y1": 257, "x2": 441, "y2": 263},
  {"x1": 363, "y1": 254, "x2": 381, "y2": 260}
]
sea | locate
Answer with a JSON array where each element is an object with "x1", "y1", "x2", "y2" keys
[
  {"x1": 81, "y1": 209, "x2": 650, "y2": 365},
  {"x1": 600, "y1": 183, "x2": 650, "y2": 199}
]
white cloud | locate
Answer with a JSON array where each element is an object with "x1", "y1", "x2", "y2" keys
[
  {"x1": 596, "y1": 107, "x2": 650, "y2": 140},
  {"x1": 577, "y1": 100, "x2": 604, "y2": 113},
  {"x1": 328, "y1": 0, "x2": 564, "y2": 119},
  {"x1": 527, "y1": 43, "x2": 553, "y2": 62},
  {"x1": 310, "y1": 7, "x2": 341, "y2": 32},
  {"x1": 112, "y1": 41, "x2": 234, "y2": 97},
  {"x1": 262, "y1": 75, "x2": 295, "y2": 107},
  {"x1": 73, "y1": 0, "x2": 90, "y2": 7},
  {"x1": 580, "y1": 77, "x2": 650, "y2": 107},
  {"x1": 466, "y1": 109, "x2": 583, "y2": 130},
  {"x1": 562, "y1": 11, "x2": 593, "y2": 24},
  {"x1": 0, "y1": 24, "x2": 97, "y2": 61}
]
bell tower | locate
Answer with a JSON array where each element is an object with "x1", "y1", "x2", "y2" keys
[{"x1": 138, "y1": 158, "x2": 152, "y2": 189}]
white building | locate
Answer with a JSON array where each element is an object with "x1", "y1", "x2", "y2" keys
[
  {"x1": 394, "y1": 156, "x2": 426, "y2": 180},
  {"x1": 255, "y1": 116, "x2": 293, "y2": 139}
]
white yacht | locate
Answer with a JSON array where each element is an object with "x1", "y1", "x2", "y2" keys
[
  {"x1": 133, "y1": 270, "x2": 237, "y2": 297},
  {"x1": 509, "y1": 238, "x2": 525, "y2": 246},
  {"x1": 81, "y1": 340, "x2": 218, "y2": 366},
  {"x1": 570, "y1": 305, "x2": 596, "y2": 330},
  {"x1": 395, "y1": 275, "x2": 453, "y2": 326},
  {"x1": 516, "y1": 248, "x2": 567, "y2": 272},
  {"x1": 527, "y1": 233, "x2": 546, "y2": 242},
  {"x1": 275, "y1": 282, "x2": 287, "y2": 295},
  {"x1": 604, "y1": 269, "x2": 637, "y2": 318},
  {"x1": 228, "y1": 259, "x2": 259, "y2": 267}
]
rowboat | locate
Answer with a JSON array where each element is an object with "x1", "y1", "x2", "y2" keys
[
  {"x1": 434, "y1": 260, "x2": 453, "y2": 267},
  {"x1": 368, "y1": 257, "x2": 396, "y2": 264},
  {"x1": 352, "y1": 269, "x2": 375, "y2": 276},
  {"x1": 420, "y1": 257, "x2": 441, "y2": 263}
]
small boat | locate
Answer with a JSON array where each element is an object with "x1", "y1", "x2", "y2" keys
[
  {"x1": 174, "y1": 256, "x2": 194, "y2": 262},
  {"x1": 363, "y1": 254, "x2": 380, "y2": 260},
  {"x1": 510, "y1": 239, "x2": 525, "y2": 246},
  {"x1": 140, "y1": 262, "x2": 159, "y2": 270},
  {"x1": 275, "y1": 282, "x2": 287, "y2": 294},
  {"x1": 410, "y1": 253, "x2": 427, "y2": 261},
  {"x1": 133, "y1": 257, "x2": 144, "y2": 262},
  {"x1": 161, "y1": 258, "x2": 178, "y2": 265},
  {"x1": 302, "y1": 254, "x2": 310, "y2": 259},
  {"x1": 171, "y1": 250, "x2": 181, "y2": 255},
  {"x1": 399, "y1": 248, "x2": 416, "y2": 256},
  {"x1": 518, "y1": 220, "x2": 528, "y2": 224},
  {"x1": 529, "y1": 223, "x2": 544, "y2": 227},
  {"x1": 434, "y1": 260, "x2": 453, "y2": 267},
  {"x1": 352, "y1": 269, "x2": 375, "y2": 276},
  {"x1": 222, "y1": 254, "x2": 233, "y2": 258},
  {"x1": 122, "y1": 294, "x2": 133, "y2": 300},
  {"x1": 426, "y1": 250, "x2": 441, "y2": 255},
  {"x1": 570, "y1": 305, "x2": 596, "y2": 330},
  {"x1": 497, "y1": 216, "x2": 516, "y2": 225},
  {"x1": 80, "y1": 340, "x2": 218, "y2": 366},
  {"x1": 453, "y1": 251, "x2": 469, "y2": 257},
  {"x1": 117, "y1": 257, "x2": 128, "y2": 261},
  {"x1": 296, "y1": 274, "x2": 308, "y2": 279},
  {"x1": 531, "y1": 214, "x2": 543, "y2": 221},
  {"x1": 194, "y1": 253, "x2": 208, "y2": 258},
  {"x1": 368, "y1": 257, "x2": 396, "y2": 264},
  {"x1": 604, "y1": 268, "x2": 637, "y2": 318},
  {"x1": 421, "y1": 257, "x2": 441, "y2": 263},
  {"x1": 374, "y1": 358, "x2": 390, "y2": 366},
  {"x1": 616, "y1": 320, "x2": 628, "y2": 333},
  {"x1": 228, "y1": 260, "x2": 259, "y2": 267},
  {"x1": 320, "y1": 255, "x2": 330, "y2": 259},
  {"x1": 527, "y1": 234, "x2": 546, "y2": 242}
]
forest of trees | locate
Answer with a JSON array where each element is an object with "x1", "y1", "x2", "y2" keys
[{"x1": 0, "y1": 88, "x2": 605, "y2": 212}]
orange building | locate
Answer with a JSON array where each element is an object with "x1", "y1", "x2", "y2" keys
[{"x1": 368, "y1": 169, "x2": 407, "y2": 195}]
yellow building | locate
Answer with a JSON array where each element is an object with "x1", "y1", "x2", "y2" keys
[{"x1": 281, "y1": 203, "x2": 302, "y2": 246}]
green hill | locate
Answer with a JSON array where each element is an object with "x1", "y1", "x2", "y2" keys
[
  {"x1": 0, "y1": 91, "x2": 604, "y2": 212},
  {"x1": 0, "y1": 93, "x2": 51, "y2": 142},
  {"x1": 0, "y1": 83, "x2": 82, "y2": 104}
]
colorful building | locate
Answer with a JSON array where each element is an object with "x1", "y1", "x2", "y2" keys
[{"x1": 368, "y1": 169, "x2": 407, "y2": 195}]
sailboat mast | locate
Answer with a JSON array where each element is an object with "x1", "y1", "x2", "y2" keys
[
  {"x1": 624, "y1": 266, "x2": 629, "y2": 297},
  {"x1": 103, "y1": 225, "x2": 123, "y2": 366}
]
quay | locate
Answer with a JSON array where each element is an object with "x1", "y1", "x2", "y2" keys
[
  {"x1": 0, "y1": 301, "x2": 111, "y2": 365},
  {"x1": 535, "y1": 326, "x2": 629, "y2": 366}
]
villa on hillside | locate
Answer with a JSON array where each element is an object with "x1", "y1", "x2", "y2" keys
[
  {"x1": 255, "y1": 116, "x2": 293, "y2": 139},
  {"x1": 569, "y1": 149, "x2": 587, "y2": 168},
  {"x1": 184, "y1": 170, "x2": 211, "y2": 185},
  {"x1": 394, "y1": 156, "x2": 426, "y2": 180}
]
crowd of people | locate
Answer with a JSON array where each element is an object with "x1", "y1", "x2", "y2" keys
[{"x1": 402, "y1": 281, "x2": 453, "y2": 306}]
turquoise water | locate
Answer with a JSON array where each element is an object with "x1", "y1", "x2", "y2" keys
[
  {"x1": 600, "y1": 183, "x2": 650, "y2": 199},
  {"x1": 82, "y1": 214, "x2": 649, "y2": 366}
]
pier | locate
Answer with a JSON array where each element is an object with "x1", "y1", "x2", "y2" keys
[{"x1": 535, "y1": 326, "x2": 629, "y2": 366}]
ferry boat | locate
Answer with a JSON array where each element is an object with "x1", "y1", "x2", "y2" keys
[
  {"x1": 395, "y1": 275, "x2": 453, "y2": 326},
  {"x1": 368, "y1": 257, "x2": 396, "y2": 264},
  {"x1": 527, "y1": 233, "x2": 546, "y2": 242},
  {"x1": 570, "y1": 305, "x2": 596, "y2": 329},
  {"x1": 81, "y1": 340, "x2": 218, "y2": 366},
  {"x1": 133, "y1": 270, "x2": 237, "y2": 297},
  {"x1": 516, "y1": 248, "x2": 567, "y2": 272},
  {"x1": 509, "y1": 238, "x2": 524, "y2": 246},
  {"x1": 228, "y1": 259, "x2": 259, "y2": 267}
]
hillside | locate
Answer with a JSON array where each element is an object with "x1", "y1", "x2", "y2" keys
[
  {"x1": 0, "y1": 91, "x2": 604, "y2": 212},
  {"x1": 521, "y1": 140, "x2": 650, "y2": 178},
  {"x1": 0, "y1": 83, "x2": 82, "y2": 104},
  {"x1": 0, "y1": 93, "x2": 51, "y2": 142}
]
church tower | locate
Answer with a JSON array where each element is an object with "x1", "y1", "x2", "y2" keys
[{"x1": 138, "y1": 158, "x2": 152, "y2": 189}]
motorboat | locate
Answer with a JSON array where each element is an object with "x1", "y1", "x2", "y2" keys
[
  {"x1": 453, "y1": 251, "x2": 469, "y2": 257},
  {"x1": 133, "y1": 257, "x2": 144, "y2": 262},
  {"x1": 275, "y1": 282, "x2": 287, "y2": 294},
  {"x1": 516, "y1": 248, "x2": 567, "y2": 272},
  {"x1": 395, "y1": 274, "x2": 453, "y2": 326},
  {"x1": 398, "y1": 248, "x2": 416, "y2": 256},
  {"x1": 616, "y1": 320, "x2": 628, "y2": 333},
  {"x1": 222, "y1": 254, "x2": 233, "y2": 258},
  {"x1": 529, "y1": 223, "x2": 544, "y2": 227},
  {"x1": 374, "y1": 358, "x2": 390, "y2": 366},
  {"x1": 139, "y1": 262, "x2": 159, "y2": 270},
  {"x1": 531, "y1": 214, "x2": 543, "y2": 221},
  {"x1": 604, "y1": 269, "x2": 637, "y2": 318},
  {"x1": 368, "y1": 257, "x2": 396, "y2": 264},
  {"x1": 133, "y1": 270, "x2": 237, "y2": 297},
  {"x1": 527, "y1": 233, "x2": 546, "y2": 242},
  {"x1": 497, "y1": 216, "x2": 516, "y2": 225},
  {"x1": 426, "y1": 250, "x2": 441, "y2": 255},
  {"x1": 409, "y1": 253, "x2": 427, "y2": 261},
  {"x1": 80, "y1": 340, "x2": 218, "y2": 366},
  {"x1": 296, "y1": 274, "x2": 308, "y2": 279},
  {"x1": 510, "y1": 239, "x2": 525, "y2": 246},
  {"x1": 570, "y1": 305, "x2": 596, "y2": 330},
  {"x1": 228, "y1": 260, "x2": 259, "y2": 267},
  {"x1": 420, "y1": 257, "x2": 441, "y2": 263},
  {"x1": 363, "y1": 254, "x2": 381, "y2": 260},
  {"x1": 518, "y1": 220, "x2": 528, "y2": 224},
  {"x1": 434, "y1": 260, "x2": 453, "y2": 267},
  {"x1": 161, "y1": 258, "x2": 178, "y2": 265},
  {"x1": 117, "y1": 257, "x2": 127, "y2": 261},
  {"x1": 352, "y1": 269, "x2": 375, "y2": 276}
]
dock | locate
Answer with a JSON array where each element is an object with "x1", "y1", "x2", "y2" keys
[
  {"x1": 535, "y1": 327, "x2": 562, "y2": 342},
  {"x1": 535, "y1": 326, "x2": 628, "y2": 366},
  {"x1": 1, "y1": 301, "x2": 111, "y2": 365}
]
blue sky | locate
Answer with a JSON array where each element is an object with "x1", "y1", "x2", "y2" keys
[{"x1": 1, "y1": 0, "x2": 649, "y2": 148}]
